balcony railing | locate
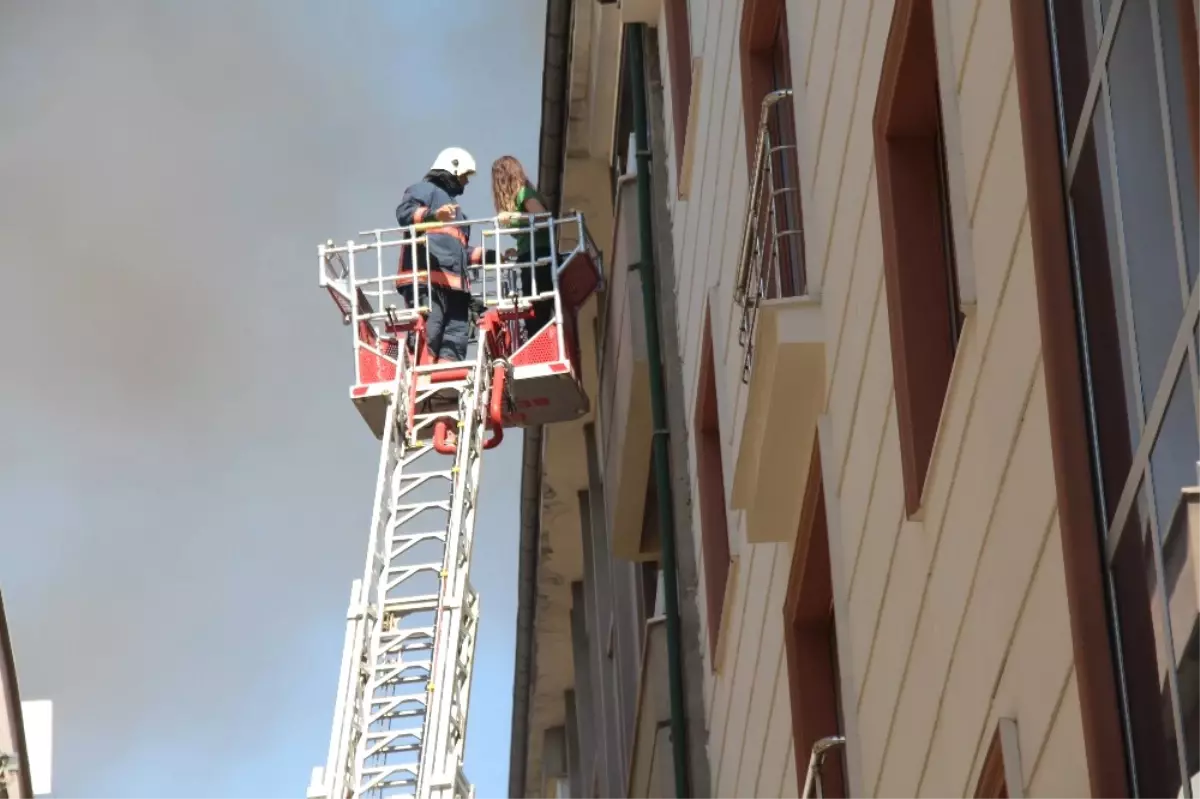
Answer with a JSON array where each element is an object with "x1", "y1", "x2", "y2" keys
[
  {"x1": 800, "y1": 735, "x2": 845, "y2": 799},
  {"x1": 734, "y1": 88, "x2": 806, "y2": 382}
]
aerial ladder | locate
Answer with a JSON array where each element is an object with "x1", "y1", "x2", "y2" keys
[{"x1": 306, "y1": 212, "x2": 602, "y2": 799}]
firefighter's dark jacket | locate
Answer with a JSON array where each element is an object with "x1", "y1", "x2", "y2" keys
[{"x1": 395, "y1": 170, "x2": 472, "y2": 291}]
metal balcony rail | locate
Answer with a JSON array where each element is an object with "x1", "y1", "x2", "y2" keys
[
  {"x1": 734, "y1": 88, "x2": 806, "y2": 383},
  {"x1": 800, "y1": 735, "x2": 846, "y2": 799}
]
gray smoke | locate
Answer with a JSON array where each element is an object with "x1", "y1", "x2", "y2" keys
[{"x1": 0, "y1": 1, "x2": 544, "y2": 795}]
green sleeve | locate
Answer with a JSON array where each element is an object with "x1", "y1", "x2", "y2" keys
[{"x1": 513, "y1": 184, "x2": 530, "y2": 211}]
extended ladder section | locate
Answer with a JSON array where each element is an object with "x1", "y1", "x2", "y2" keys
[
  {"x1": 309, "y1": 339, "x2": 486, "y2": 799},
  {"x1": 309, "y1": 212, "x2": 602, "y2": 799}
]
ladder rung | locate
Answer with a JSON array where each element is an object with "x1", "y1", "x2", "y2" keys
[
  {"x1": 390, "y1": 531, "x2": 448, "y2": 546},
  {"x1": 379, "y1": 624, "x2": 435, "y2": 638},
  {"x1": 366, "y1": 692, "x2": 428, "y2": 709},
  {"x1": 385, "y1": 561, "x2": 443, "y2": 576},
  {"x1": 360, "y1": 719, "x2": 422, "y2": 739},
  {"x1": 368, "y1": 665, "x2": 433, "y2": 688},
  {"x1": 381, "y1": 595, "x2": 440, "y2": 612}
]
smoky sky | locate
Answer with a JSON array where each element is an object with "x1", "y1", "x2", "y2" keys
[{"x1": 0, "y1": 2, "x2": 545, "y2": 795}]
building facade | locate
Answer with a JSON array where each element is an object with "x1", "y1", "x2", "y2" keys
[{"x1": 508, "y1": 0, "x2": 1199, "y2": 797}]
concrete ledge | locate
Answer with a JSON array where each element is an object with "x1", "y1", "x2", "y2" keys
[
  {"x1": 619, "y1": 0, "x2": 662, "y2": 25},
  {"x1": 602, "y1": 181, "x2": 658, "y2": 562},
  {"x1": 627, "y1": 616, "x2": 670, "y2": 798},
  {"x1": 731, "y1": 296, "x2": 826, "y2": 544}
]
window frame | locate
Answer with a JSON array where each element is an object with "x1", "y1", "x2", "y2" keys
[
  {"x1": 663, "y1": 0, "x2": 693, "y2": 179},
  {"x1": 872, "y1": 0, "x2": 966, "y2": 518},
  {"x1": 695, "y1": 304, "x2": 732, "y2": 665},
  {"x1": 740, "y1": 0, "x2": 807, "y2": 298},
  {"x1": 1009, "y1": 0, "x2": 1200, "y2": 795},
  {"x1": 974, "y1": 719, "x2": 1023, "y2": 799},
  {"x1": 1044, "y1": 1, "x2": 1200, "y2": 795},
  {"x1": 783, "y1": 439, "x2": 847, "y2": 799}
]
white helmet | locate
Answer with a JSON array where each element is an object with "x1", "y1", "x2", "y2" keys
[{"x1": 430, "y1": 147, "x2": 477, "y2": 178}]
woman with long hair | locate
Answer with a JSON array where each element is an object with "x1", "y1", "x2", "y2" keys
[{"x1": 491, "y1": 155, "x2": 554, "y2": 339}]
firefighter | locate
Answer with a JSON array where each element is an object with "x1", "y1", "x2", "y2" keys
[{"x1": 395, "y1": 147, "x2": 491, "y2": 363}]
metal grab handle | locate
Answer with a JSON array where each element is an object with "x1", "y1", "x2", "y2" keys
[{"x1": 800, "y1": 735, "x2": 845, "y2": 799}]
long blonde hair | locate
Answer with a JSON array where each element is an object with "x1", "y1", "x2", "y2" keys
[{"x1": 491, "y1": 155, "x2": 530, "y2": 213}]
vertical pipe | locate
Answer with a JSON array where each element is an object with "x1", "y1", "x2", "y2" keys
[{"x1": 628, "y1": 22, "x2": 689, "y2": 798}]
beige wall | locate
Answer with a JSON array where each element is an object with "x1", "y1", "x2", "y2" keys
[
  {"x1": 655, "y1": 0, "x2": 1090, "y2": 796},
  {"x1": 519, "y1": 0, "x2": 623, "y2": 792},
  {"x1": 521, "y1": 152, "x2": 614, "y2": 797}
]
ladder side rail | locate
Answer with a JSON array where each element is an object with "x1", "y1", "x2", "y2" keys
[
  {"x1": 359, "y1": 439, "x2": 449, "y2": 795},
  {"x1": 444, "y1": 392, "x2": 486, "y2": 771},
  {"x1": 362, "y1": 357, "x2": 413, "y2": 595},
  {"x1": 445, "y1": 586, "x2": 480, "y2": 796},
  {"x1": 423, "y1": 474, "x2": 480, "y2": 794},
  {"x1": 441, "y1": 578, "x2": 477, "y2": 791},
  {"x1": 352, "y1": 358, "x2": 413, "y2": 795},
  {"x1": 419, "y1": 345, "x2": 489, "y2": 799},
  {"x1": 316, "y1": 579, "x2": 364, "y2": 799},
  {"x1": 441, "y1": 351, "x2": 487, "y2": 794},
  {"x1": 416, "y1": 382, "x2": 474, "y2": 797},
  {"x1": 360, "y1": 344, "x2": 469, "y2": 796},
  {"x1": 399, "y1": 467, "x2": 457, "y2": 797},
  {"x1": 352, "y1": 413, "x2": 407, "y2": 797},
  {"x1": 325, "y1": 380, "x2": 405, "y2": 797}
]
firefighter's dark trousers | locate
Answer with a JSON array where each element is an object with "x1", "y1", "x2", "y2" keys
[{"x1": 426, "y1": 285, "x2": 471, "y2": 362}]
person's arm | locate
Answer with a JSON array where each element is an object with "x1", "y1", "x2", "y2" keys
[
  {"x1": 397, "y1": 184, "x2": 455, "y2": 226},
  {"x1": 469, "y1": 246, "x2": 500, "y2": 266},
  {"x1": 520, "y1": 191, "x2": 548, "y2": 215},
  {"x1": 500, "y1": 185, "x2": 549, "y2": 223},
  {"x1": 395, "y1": 185, "x2": 427, "y2": 227}
]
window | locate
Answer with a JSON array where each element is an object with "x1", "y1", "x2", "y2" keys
[
  {"x1": 784, "y1": 439, "x2": 846, "y2": 798},
  {"x1": 695, "y1": 305, "x2": 731, "y2": 662},
  {"x1": 974, "y1": 719, "x2": 1022, "y2": 799},
  {"x1": 663, "y1": 0, "x2": 693, "y2": 178},
  {"x1": 740, "y1": 0, "x2": 806, "y2": 298},
  {"x1": 640, "y1": 560, "x2": 659, "y2": 621},
  {"x1": 1042, "y1": 0, "x2": 1200, "y2": 795},
  {"x1": 610, "y1": 41, "x2": 635, "y2": 198},
  {"x1": 873, "y1": 0, "x2": 965, "y2": 518}
]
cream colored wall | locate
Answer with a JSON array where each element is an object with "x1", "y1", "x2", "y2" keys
[
  {"x1": 655, "y1": 0, "x2": 1089, "y2": 796},
  {"x1": 520, "y1": 0, "x2": 623, "y2": 791},
  {"x1": 520, "y1": 153, "x2": 609, "y2": 799}
]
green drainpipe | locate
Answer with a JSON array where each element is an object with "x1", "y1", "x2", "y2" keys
[{"x1": 628, "y1": 22, "x2": 689, "y2": 798}]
